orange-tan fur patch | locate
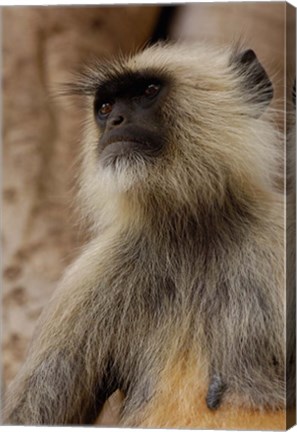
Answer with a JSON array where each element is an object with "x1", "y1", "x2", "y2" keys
[{"x1": 124, "y1": 351, "x2": 285, "y2": 430}]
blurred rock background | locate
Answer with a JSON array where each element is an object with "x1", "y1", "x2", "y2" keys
[{"x1": 2, "y1": 2, "x2": 295, "y2": 425}]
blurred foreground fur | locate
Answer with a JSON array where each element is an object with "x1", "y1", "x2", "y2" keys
[{"x1": 3, "y1": 42, "x2": 286, "y2": 428}]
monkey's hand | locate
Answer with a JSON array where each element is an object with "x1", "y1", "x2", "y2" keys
[
  {"x1": 206, "y1": 373, "x2": 227, "y2": 410},
  {"x1": 3, "y1": 240, "x2": 117, "y2": 425}
]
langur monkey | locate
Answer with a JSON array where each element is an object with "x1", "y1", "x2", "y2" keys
[{"x1": 3, "y1": 42, "x2": 285, "y2": 427}]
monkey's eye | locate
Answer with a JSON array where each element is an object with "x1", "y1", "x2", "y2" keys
[
  {"x1": 144, "y1": 84, "x2": 161, "y2": 99},
  {"x1": 98, "y1": 102, "x2": 114, "y2": 117}
]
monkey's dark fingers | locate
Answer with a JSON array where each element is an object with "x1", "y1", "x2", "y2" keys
[{"x1": 206, "y1": 374, "x2": 227, "y2": 410}]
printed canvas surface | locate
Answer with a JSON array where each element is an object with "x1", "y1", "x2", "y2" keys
[{"x1": 2, "y1": 2, "x2": 296, "y2": 429}]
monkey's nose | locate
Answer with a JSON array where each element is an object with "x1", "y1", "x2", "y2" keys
[{"x1": 110, "y1": 115, "x2": 125, "y2": 127}]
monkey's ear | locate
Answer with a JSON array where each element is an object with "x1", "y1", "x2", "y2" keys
[{"x1": 232, "y1": 49, "x2": 273, "y2": 116}]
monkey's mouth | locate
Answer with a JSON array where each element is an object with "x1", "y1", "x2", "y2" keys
[
  {"x1": 100, "y1": 136, "x2": 163, "y2": 168},
  {"x1": 105, "y1": 139, "x2": 144, "y2": 154}
]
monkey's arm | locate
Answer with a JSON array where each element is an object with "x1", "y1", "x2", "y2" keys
[
  {"x1": 204, "y1": 236, "x2": 285, "y2": 412},
  {"x1": 3, "y1": 239, "x2": 117, "y2": 425}
]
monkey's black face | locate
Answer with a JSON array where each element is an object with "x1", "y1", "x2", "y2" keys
[{"x1": 93, "y1": 72, "x2": 168, "y2": 168}]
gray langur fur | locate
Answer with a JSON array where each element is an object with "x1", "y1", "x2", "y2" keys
[{"x1": 3, "y1": 42, "x2": 285, "y2": 426}]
